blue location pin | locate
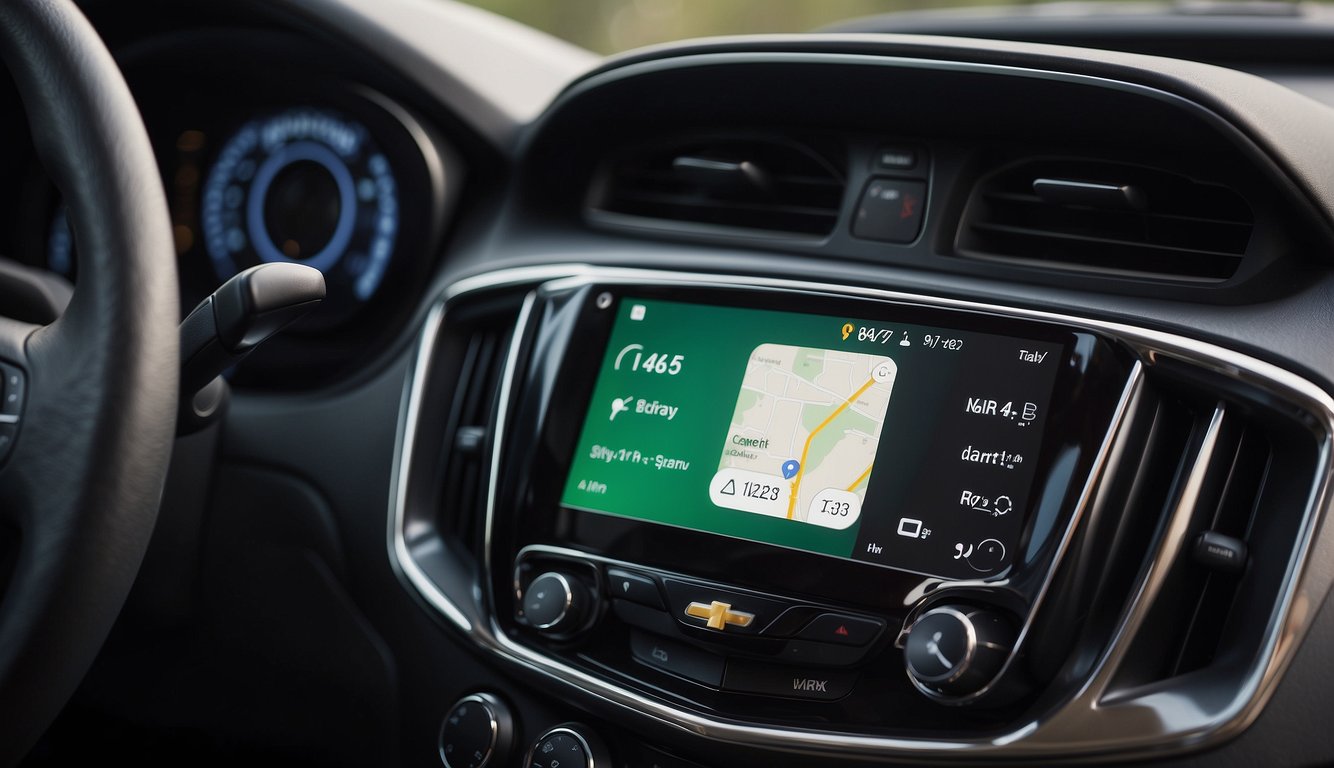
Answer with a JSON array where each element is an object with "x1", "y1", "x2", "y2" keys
[{"x1": 781, "y1": 460, "x2": 800, "y2": 479}]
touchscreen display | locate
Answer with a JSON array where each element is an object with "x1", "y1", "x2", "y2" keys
[{"x1": 559, "y1": 298, "x2": 1064, "y2": 580}]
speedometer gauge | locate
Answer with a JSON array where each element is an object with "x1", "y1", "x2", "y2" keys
[{"x1": 201, "y1": 108, "x2": 399, "y2": 314}]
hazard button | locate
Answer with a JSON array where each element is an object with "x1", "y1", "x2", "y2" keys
[
  {"x1": 851, "y1": 178, "x2": 927, "y2": 243},
  {"x1": 795, "y1": 612, "x2": 884, "y2": 647}
]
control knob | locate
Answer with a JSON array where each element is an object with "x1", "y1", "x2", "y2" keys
[
  {"x1": 522, "y1": 571, "x2": 591, "y2": 635},
  {"x1": 527, "y1": 724, "x2": 612, "y2": 768},
  {"x1": 438, "y1": 692, "x2": 513, "y2": 768},
  {"x1": 904, "y1": 605, "x2": 1015, "y2": 698}
]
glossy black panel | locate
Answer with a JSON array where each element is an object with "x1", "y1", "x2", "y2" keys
[{"x1": 491, "y1": 279, "x2": 1135, "y2": 624}]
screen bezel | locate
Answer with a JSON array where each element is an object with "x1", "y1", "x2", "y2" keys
[{"x1": 490, "y1": 279, "x2": 1135, "y2": 616}]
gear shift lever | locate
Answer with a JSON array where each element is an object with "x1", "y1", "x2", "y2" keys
[{"x1": 178, "y1": 263, "x2": 325, "y2": 434}]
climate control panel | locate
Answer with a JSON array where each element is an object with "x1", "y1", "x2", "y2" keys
[{"x1": 513, "y1": 548, "x2": 1019, "y2": 706}]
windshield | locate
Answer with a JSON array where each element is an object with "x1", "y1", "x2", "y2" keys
[{"x1": 462, "y1": 0, "x2": 1321, "y2": 54}]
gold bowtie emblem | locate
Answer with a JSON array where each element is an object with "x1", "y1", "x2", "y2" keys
[{"x1": 685, "y1": 600, "x2": 755, "y2": 631}]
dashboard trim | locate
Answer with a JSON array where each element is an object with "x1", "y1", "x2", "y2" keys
[
  {"x1": 391, "y1": 263, "x2": 1334, "y2": 762},
  {"x1": 565, "y1": 39, "x2": 1334, "y2": 242},
  {"x1": 354, "y1": 85, "x2": 457, "y2": 276},
  {"x1": 556, "y1": 48, "x2": 1323, "y2": 217},
  {"x1": 390, "y1": 297, "x2": 472, "y2": 632},
  {"x1": 1016, "y1": 405, "x2": 1230, "y2": 753}
]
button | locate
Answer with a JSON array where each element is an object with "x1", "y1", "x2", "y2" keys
[
  {"x1": 722, "y1": 660, "x2": 857, "y2": 701},
  {"x1": 607, "y1": 567, "x2": 664, "y2": 609},
  {"x1": 0, "y1": 365, "x2": 23, "y2": 417},
  {"x1": 661, "y1": 577, "x2": 787, "y2": 635},
  {"x1": 781, "y1": 638, "x2": 873, "y2": 667},
  {"x1": 761, "y1": 605, "x2": 822, "y2": 637},
  {"x1": 873, "y1": 146, "x2": 918, "y2": 171},
  {"x1": 630, "y1": 630, "x2": 725, "y2": 687},
  {"x1": 969, "y1": 538, "x2": 1007, "y2": 573},
  {"x1": 0, "y1": 423, "x2": 15, "y2": 459},
  {"x1": 612, "y1": 599, "x2": 679, "y2": 637},
  {"x1": 852, "y1": 178, "x2": 926, "y2": 243},
  {"x1": 795, "y1": 613, "x2": 884, "y2": 647}
]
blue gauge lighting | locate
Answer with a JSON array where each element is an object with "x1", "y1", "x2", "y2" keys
[{"x1": 201, "y1": 108, "x2": 399, "y2": 307}]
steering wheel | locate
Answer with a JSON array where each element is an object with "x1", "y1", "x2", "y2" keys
[{"x1": 0, "y1": 0, "x2": 177, "y2": 762}]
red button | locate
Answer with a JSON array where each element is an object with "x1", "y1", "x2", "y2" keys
[{"x1": 794, "y1": 613, "x2": 883, "y2": 647}]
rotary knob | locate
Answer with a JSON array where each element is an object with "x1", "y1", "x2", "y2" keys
[
  {"x1": 522, "y1": 571, "x2": 591, "y2": 635},
  {"x1": 526, "y1": 724, "x2": 612, "y2": 768},
  {"x1": 438, "y1": 693, "x2": 513, "y2": 768},
  {"x1": 904, "y1": 606, "x2": 1015, "y2": 698}
]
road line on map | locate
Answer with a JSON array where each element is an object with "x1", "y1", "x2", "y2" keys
[
  {"x1": 845, "y1": 464, "x2": 874, "y2": 492},
  {"x1": 786, "y1": 376, "x2": 877, "y2": 519}
]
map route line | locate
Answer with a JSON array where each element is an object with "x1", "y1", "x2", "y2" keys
[
  {"x1": 786, "y1": 375, "x2": 878, "y2": 519},
  {"x1": 752, "y1": 365, "x2": 888, "y2": 423},
  {"x1": 845, "y1": 464, "x2": 874, "y2": 492}
]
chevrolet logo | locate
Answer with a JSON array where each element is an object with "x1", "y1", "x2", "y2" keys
[{"x1": 684, "y1": 600, "x2": 755, "y2": 631}]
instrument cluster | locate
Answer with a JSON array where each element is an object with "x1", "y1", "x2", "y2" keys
[{"x1": 12, "y1": 32, "x2": 459, "y2": 389}]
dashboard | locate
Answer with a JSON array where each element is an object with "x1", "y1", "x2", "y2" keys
[
  {"x1": 1, "y1": 25, "x2": 460, "y2": 389},
  {"x1": 10, "y1": 1, "x2": 1334, "y2": 767}
]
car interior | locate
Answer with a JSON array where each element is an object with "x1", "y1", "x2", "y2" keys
[{"x1": 4, "y1": 0, "x2": 1334, "y2": 765}]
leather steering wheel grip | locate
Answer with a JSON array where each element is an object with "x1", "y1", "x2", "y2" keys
[{"x1": 0, "y1": 0, "x2": 177, "y2": 763}]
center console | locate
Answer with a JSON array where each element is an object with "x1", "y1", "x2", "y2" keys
[
  {"x1": 499, "y1": 279, "x2": 1132, "y2": 706},
  {"x1": 394, "y1": 267, "x2": 1334, "y2": 764}
]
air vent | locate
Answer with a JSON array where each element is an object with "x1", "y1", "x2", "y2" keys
[
  {"x1": 956, "y1": 159, "x2": 1254, "y2": 281},
  {"x1": 590, "y1": 136, "x2": 846, "y2": 236},
  {"x1": 434, "y1": 307, "x2": 517, "y2": 552},
  {"x1": 1106, "y1": 374, "x2": 1317, "y2": 695},
  {"x1": 1110, "y1": 401, "x2": 1267, "y2": 686}
]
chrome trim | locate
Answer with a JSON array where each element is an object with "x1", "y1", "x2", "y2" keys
[
  {"x1": 918, "y1": 361, "x2": 1143, "y2": 705},
  {"x1": 907, "y1": 607, "x2": 977, "y2": 685},
  {"x1": 525, "y1": 572, "x2": 576, "y2": 630},
  {"x1": 1018, "y1": 406, "x2": 1229, "y2": 754},
  {"x1": 526, "y1": 726, "x2": 599, "y2": 768},
  {"x1": 353, "y1": 86, "x2": 457, "y2": 248},
  {"x1": 438, "y1": 693, "x2": 501, "y2": 768},
  {"x1": 482, "y1": 291, "x2": 538, "y2": 584},
  {"x1": 389, "y1": 263, "x2": 1334, "y2": 762},
  {"x1": 388, "y1": 299, "x2": 471, "y2": 632},
  {"x1": 489, "y1": 271, "x2": 1141, "y2": 709}
]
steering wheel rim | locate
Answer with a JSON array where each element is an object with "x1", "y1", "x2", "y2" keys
[{"x1": 0, "y1": 0, "x2": 177, "y2": 762}]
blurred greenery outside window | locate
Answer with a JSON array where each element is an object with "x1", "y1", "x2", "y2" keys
[
  {"x1": 462, "y1": 0, "x2": 1048, "y2": 54},
  {"x1": 458, "y1": 0, "x2": 1317, "y2": 54}
]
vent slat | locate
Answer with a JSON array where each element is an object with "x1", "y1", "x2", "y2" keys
[
  {"x1": 958, "y1": 159, "x2": 1254, "y2": 281},
  {"x1": 438, "y1": 318, "x2": 515, "y2": 553},
  {"x1": 592, "y1": 137, "x2": 845, "y2": 237},
  {"x1": 982, "y1": 191, "x2": 1251, "y2": 229},
  {"x1": 609, "y1": 190, "x2": 841, "y2": 218},
  {"x1": 613, "y1": 166, "x2": 843, "y2": 186},
  {"x1": 1099, "y1": 361, "x2": 1331, "y2": 712},
  {"x1": 971, "y1": 222, "x2": 1244, "y2": 260}
]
